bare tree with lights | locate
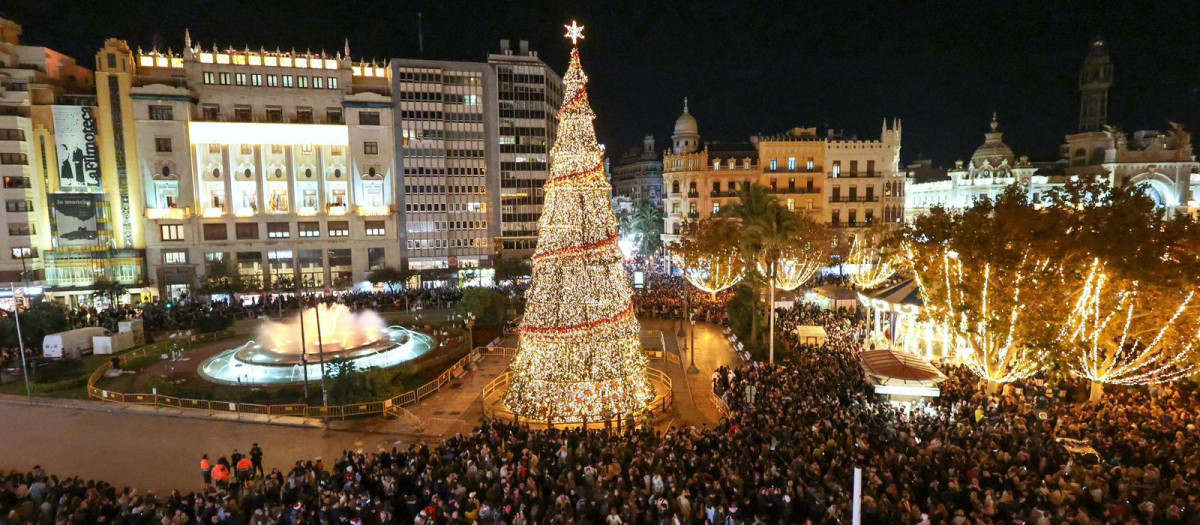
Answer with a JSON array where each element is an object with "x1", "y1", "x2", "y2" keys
[
  {"x1": 503, "y1": 22, "x2": 652, "y2": 423},
  {"x1": 675, "y1": 218, "x2": 744, "y2": 298},
  {"x1": 848, "y1": 232, "x2": 898, "y2": 289},
  {"x1": 1061, "y1": 259, "x2": 1200, "y2": 400}
]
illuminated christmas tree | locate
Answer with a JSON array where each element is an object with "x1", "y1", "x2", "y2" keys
[{"x1": 503, "y1": 22, "x2": 653, "y2": 422}]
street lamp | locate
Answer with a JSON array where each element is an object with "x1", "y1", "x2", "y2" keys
[
  {"x1": 688, "y1": 310, "x2": 699, "y2": 374},
  {"x1": 463, "y1": 312, "x2": 476, "y2": 350},
  {"x1": 10, "y1": 283, "x2": 30, "y2": 403}
]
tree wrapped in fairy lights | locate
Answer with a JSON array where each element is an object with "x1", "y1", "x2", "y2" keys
[
  {"x1": 848, "y1": 233, "x2": 898, "y2": 289},
  {"x1": 504, "y1": 22, "x2": 652, "y2": 422},
  {"x1": 1061, "y1": 259, "x2": 1200, "y2": 395},
  {"x1": 675, "y1": 218, "x2": 744, "y2": 298}
]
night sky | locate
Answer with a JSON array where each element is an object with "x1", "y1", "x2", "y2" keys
[{"x1": 7, "y1": 0, "x2": 1200, "y2": 166}]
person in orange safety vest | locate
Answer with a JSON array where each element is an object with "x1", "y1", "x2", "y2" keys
[{"x1": 200, "y1": 454, "x2": 212, "y2": 485}]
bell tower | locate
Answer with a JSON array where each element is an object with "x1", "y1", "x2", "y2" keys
[{"x1": 1078, "y1": 37, "x2": 1113, "y2": 132}]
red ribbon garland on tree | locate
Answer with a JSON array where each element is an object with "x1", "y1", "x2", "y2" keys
[
  {"x1": 521, "y1": 302, "x2": 634, "y2": 335},
  {"x1": 533, "y1": 233, "x2": 619, "y2": 262}
]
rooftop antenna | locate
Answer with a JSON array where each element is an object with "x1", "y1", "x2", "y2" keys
[{"x1": 418, "y1": 12, "x2": 425, "y2": 56}]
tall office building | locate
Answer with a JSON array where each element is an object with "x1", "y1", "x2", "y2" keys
[
  {"x1": 391, "y1": 59, "x2": 491, "y2": 280},
  {"x1": 488, "y1": 40, "x2": 562, "y2": 257},
  {"x1": 391, "y1": 40, "x2": 562, "y2": 280}
]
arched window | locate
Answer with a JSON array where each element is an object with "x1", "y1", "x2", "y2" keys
[
  {"x1": 1072, "y1": 148, "x2": 1087, "y2": 167},
  {"x1": 672, "y1": 180, "x2": 680, "y2": 193},
  {"x1": 688, "y1": 181, "x2": 697, "y2": 195},
  {"x1": 1089, "y1": 147, "x2": 1105, "y2": 165}
]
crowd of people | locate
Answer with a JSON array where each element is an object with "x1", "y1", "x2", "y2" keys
[
  {"x1": 4, "y1": 289, "x2": 1200, "y2": 523},
  {"x1": 631, "y1": 272, "x2": 732, "y2": 323}
]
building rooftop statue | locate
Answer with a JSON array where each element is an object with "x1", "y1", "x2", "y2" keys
[{"x1": 673, "y1": 97, "x2": 699, "y2": 137}]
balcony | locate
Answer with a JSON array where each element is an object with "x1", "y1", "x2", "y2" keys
[
  {"x1": 145, "y1": 207, "x2": 192, "y2": 220},
  {"x1": 201, "y1": 206, "x2": 226, "y2": 218},
  {"x1": 830, "y1": 171, "x2": 881, "y2": 179},
  {"x1": 771, "y1": 187, "x2": 820, "y2": 195},
  {"x1": 326, "y1": 204, "x2": 349, "y2": 216},
  {"x1": 686, "y1": 211, "x2": 700, "y2": 219},
  {"x1": 710, "y1": 191, "x2": 739, "y2": 198},
  {"x1": 830, "y1": 196, "x2": 879, "y2": 203},
  {"x1": 356, "y1": 205, "x2": 392, "y2": 217}
]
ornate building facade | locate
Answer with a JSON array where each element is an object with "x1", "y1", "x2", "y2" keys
[
  {"x1": 660, "y1": 100, "x2": 903, "y2": 246},
  {"x1": 611, "y1": 134, "x2": 663, "y2": 206}
]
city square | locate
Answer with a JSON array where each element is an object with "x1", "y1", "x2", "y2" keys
[{"x1": 2, "y1": 1, "x2": 1200, "y2": 524}]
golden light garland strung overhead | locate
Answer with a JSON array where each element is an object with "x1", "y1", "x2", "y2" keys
[
  {"x1": 1060, "y1": 259, "x2": 1200, "y2": 386},
  {"x1": 909, "y1": 246, "x2": 1050, "y2": 383},
  {"x1": 848, "y1": 234, "x2": 898, "y2": 289},
  {"x1": 758, "y1": 245, "x2": 824, "y2": 291},
  {"x1": 681, "y1": 254, "x2": 744, "y2": 297},
  {"x1": 674, "y1": 219, "x2": 744, "y2": 297},
  {"x1": 503, "y1": 23, "x2": 652, "y2": 423}
]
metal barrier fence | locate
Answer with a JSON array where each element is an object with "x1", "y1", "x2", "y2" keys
[
  {"x1": 479, "y1": 367, "x2": 675, "y2": 429},
  {"x1": 88, "y1": 344, "x2": 520, "y2": 420}
]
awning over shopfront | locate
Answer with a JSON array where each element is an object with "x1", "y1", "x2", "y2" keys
[{"x1": 860, "y1": 348, "x2": 946, "y2": 398}]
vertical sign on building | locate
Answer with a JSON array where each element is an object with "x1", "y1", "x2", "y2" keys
[
  {"x1": 51, "y1": 106, "x2": 103, "y2": 191},
  {"x1": 108, "y1": 77, "x2": 134, "y2": 248}
]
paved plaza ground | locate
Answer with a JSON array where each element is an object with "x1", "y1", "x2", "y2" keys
[{"x1": 0, "y1": 318, "x2": 739, "y2": 491}]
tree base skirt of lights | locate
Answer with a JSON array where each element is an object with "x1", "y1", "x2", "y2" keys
[{"x1": 482, "y1": 366, "x2": 674, "y2": 427}]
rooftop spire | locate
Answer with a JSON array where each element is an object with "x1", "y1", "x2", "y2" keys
[
  {"x1": 184, "y1": 28, "x2": 191, "y2": 48},
  {"x1": 990, "y1": 112, "x2": 999, "y2": 131},
  {"x1": 683, "y1": 97, "x2": 689, "y2": 114},
  {"x1": 344, "y1": 38, "x2": 350, "y2": 59}
]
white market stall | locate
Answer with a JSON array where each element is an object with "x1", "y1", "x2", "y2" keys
[{"x1": 795, "y1": 325, "x2": 828, "y2": 346}]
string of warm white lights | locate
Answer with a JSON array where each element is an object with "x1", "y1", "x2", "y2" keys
[
  {"x1": 848, "y1": 234, "x2": 897, "y2": 289},
  {"x1": 674, "y1": 220, "x2": 745, "y2": 297},
  {"x1": 907, "y1": 244, "x2": 1049, "y2": 383},
  {"x1": 758, "y1": 246, "x2": 824, "y2": 291},
  {"x1": 503, "y1": 25, "x2": 653, "y2": 422},
  {"x1": 1060, "y1": 259, "x2": 1199, "y2": 386}
]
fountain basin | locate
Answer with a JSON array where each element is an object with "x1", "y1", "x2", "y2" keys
[{"x1": 198, "y1": 326, "x2": 434, "y2": 385}]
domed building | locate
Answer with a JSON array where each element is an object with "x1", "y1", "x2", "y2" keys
[
  {"x1": 672, "y1": 98, "x2": 700, "y2": 154},
  {"x1": 904, "y1": 115, "x2": 1056, "y2": 221}
]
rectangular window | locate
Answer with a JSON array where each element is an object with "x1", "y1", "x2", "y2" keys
[
  {"x1": 297, "y1": 76, "x2": 309, "y2": 88},
  {"x1": 326, "y1": 108, "x2": 343, "y2": 124},
  {"x1": 267, "y1": 222, "x2": 290, "y2": 238},
  {"x1": 266, "y1": 74, "x2": 278, "y2": 87},
  {"x1": 867, "y1": 160, "x2": 876, "y2": 175},
  {"x1": 155, "y1": 137, "x2": 172, "y2": 152},
  {"x1": 234, "y1": 106, "x2": 251, "y2": 122},
  {"x1": 850, "y1": 161, "x2": 858, "y2": 175},
  {"x1": 312, "y1": 77, "x2": 324, "y2": 89},
  {"x1": 365, "y1": 220, "x2": 386, "y2": 236},
  {"x1": 364, "y1": 141, "x2": 379, "y2": 155},
  {"x1": 298, "y1": 221, "x2": 320, "y2": 238},
  {"x1": 149, "y1": 105, "x2": 173, "y2": 120},
  {"x1": 367, "y1": 247, "x2": 385, "y2": 270},
  {"x1": 163, "y1": 250, "x2": 187, "y2": 264},
  {"x1": 235, "y1": 223, "x2": 259, "y2": 239},
  {"x1": 807, "y1": 157, "x2": 815, "y2": 171},
  {"x1": 0, "y1": 153, "x2": 28, "y2": 165},
  {"x1": 203, "y1": 223, "x2": 227, "y2": 241},
  {"x1": 359, "y1": 111, "x2": 381, "y2": 125},
  {"x1": 7, "y1": 223, "x2": 34, "y2": 236},
  {"x1": 11, "y1": 247, "x2": 36, "y2": 259},
  {"x1": 328, "y1": 221, "x2": 349, "y2": 237},
  {"x1": 201, "y1": 105, "x2": 220, "y2": 121},
  {"x1": 3, "y1": 176, "x2": 30, "y2": 188},
  {"x1": 161, "y1": 224, "x2": 186, "y2": 241},
  {"x1": 832, "y1": 210, "x2": 840, "y2": 224},
  {"x1": 769, "y1": 159, "x2": 777, "y2": 171},
  {"x1": 5, "y1": 200, "x2": 32, "y2": 212},
  {"x1": 219, "y1": 72, "x2": 231, "y2": 85},
  {"x1": 240, "y1": 144, "x2": 252, "y2": 155},
  {"x1": 271, "y1": 144, "x2": 284, "y2": 154},
  {"x1": 296, "y1": 107, "x2": 313, "y2": 123},
  {"x1": 787, "y1": 157, "x2": 796, "y2": 171},
  {"x1": 235, "y1": 73, "x2": 247, "y2": 86},
  {"x1": 250, "y1": 74, "x2": 262, "y2": 86},
  {"x1": 300, "y1": 144, "x2": 313, "y2": 155},
  {"x1": 832, "y1": 161, "x2": 841, "y2": 177},
  {"x1": 282, "y1": 75, "x2": 294, "y2": 88},
  {"x1": 265, "y1": 106, "x2": 283, "y2": 122},
  {"x1": 202, "y1": 71, "x2": 216, "y2": 84},
  {"x1": 328, "y1": 76, "x2": 339, "y2": 89},
  {"x1": 0, "y1": 129, "x2": 26, "y2": 141},
  {"x1": 207, "y1": 143, "x2": 221, "y2": 154}
]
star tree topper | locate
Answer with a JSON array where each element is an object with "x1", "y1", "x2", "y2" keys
[{"x1": 565, "y1": 20, "x2": 585, "y2": 45}]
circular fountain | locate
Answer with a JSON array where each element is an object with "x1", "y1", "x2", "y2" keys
[{"x1": 199, "y1": 304, "x2": 434, "y2": 385}]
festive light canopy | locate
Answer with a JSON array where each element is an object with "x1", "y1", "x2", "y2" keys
[
  {"x1": 758, "y1": 246, "x2": 824, "y2": 291},
  {"x1": 909, "y1": 246, "x2": 1051, "y2": 383},
  {"x1": 1060, "y1": 259, "x2": 1200, "y2": 386},
  {"x1": 675, "y1": 219, "x2": 744, "y2": 297},
  {"x1": 848, "y1": 234, "x2": 898, "y2": 289},
  {"x1": 503, "y1": 25, "x2": 653, "y2": 422}
]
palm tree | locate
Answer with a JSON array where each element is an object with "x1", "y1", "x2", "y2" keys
[
  {"x1": 628, "y1": 197, "x2": 665, "y2": 262},
  {"x1": 745, "y1": 202, "x2": 806, "y2": 364},
  {"x1": 718, "y1": 184, "x2": 777, "y2": 348}
]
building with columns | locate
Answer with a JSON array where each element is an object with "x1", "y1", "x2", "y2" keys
[
  {"x1": 661, "y1": 99, "x2": 903, "y2": 246},
  {"x1": 906, "y1": 38, "x2": 1199, "y2": 221},
  {"x1": 905, "y1": 115, "x2": 1059, "y2": 221}
]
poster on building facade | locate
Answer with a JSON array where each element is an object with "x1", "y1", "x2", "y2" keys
[
  {"x1": 51, "y1": 105, "x2": 102, "y2": 191},
  {"x1": 51, "y1": 194, "x2": 101, "y2": 247}
]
